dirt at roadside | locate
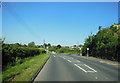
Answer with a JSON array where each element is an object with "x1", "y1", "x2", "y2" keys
[{"x1": 73, "y1": 54, "x2": 120, "y2": 66}]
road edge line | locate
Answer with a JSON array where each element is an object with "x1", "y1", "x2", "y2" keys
[{"x1": 30, "y1": 55, "x2": 50, "y2": 83}]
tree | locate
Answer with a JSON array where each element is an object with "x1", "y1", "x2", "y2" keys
[
  {"x1": 73, "y1": 45, "x2": 76, "y2": 47},
  {"x1": 14, "y1": 43, "x2": 22, "y2": 47},
  {"x1": 82, "y1": 24, "x2": 119, "y2": 61},
  {"x1": 23, "y1": 44, "x2": 27, "y2": 47},
  {"x1": 43, "y1": 43, "x2": 47, "y2": 48},
  {"x1": 28, "y1": 42, "x2": 35, "y2": 47},
  {"x1": 57, "y1": 44, "x2": 61, "y2": 49},
  {"x1": 0, "y1": 37, "x2": 5, "y2": 44},
  {"x1": 48, "y1": 43, "x2": 51, "y2": 47},
  {"x1": 79, "y1": 44, "x2": 83, "y2": 47},
  {"x1": 98, "y1": 26, "x2": 102, "y2": 31}
]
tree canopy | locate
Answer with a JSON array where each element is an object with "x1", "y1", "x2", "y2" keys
[
  {"x1": 28, "y1": 42, "x2": 35, "y2": 47},
  {"x1": 82, "y1": 24, "x2": 120, "y2": 62}
]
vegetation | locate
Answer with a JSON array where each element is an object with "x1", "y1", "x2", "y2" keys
[
  {"x1": 43, "y1": 43, "x2": 51, "y2": 49},
  {"x1": 57, "y1": 44, "x2": 62, "y2": 49},
  {"x1": 56, "y1": 47, "x2": 79, "y2": 54},
  {"x1": 28, "y1": 42, "x2": 36, "y2": 47},
  {"x1": 2, "y1": 54, "x2": 50, "y2": 81},
  {"x1": 48, "y1": 45, "x2": 79, "y2": 54},
  {"x1": 82, "y1": 24, "x2": 120, "y2": 62},
  {"x1": 2, "y1": 43, "x2": 46, "y2": 70},
  {"x1": 2, "y1": 40, "x2": 50, "y2": 82},
  {"x1": 0, "y1": 38, "x2": 4, "y2": 55}
]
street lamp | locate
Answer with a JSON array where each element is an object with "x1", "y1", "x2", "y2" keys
[{"x1": 87, "y1": 48, "x2": 89, "y2": 57}]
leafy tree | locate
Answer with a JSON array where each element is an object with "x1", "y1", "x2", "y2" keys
[
  {"x1": 82, "y1": 24, "x2": 119, "y2": 62},
  {"x1": 14, "y1": 43, "x2": 22, "y2": 47},
  {"x1": 43, "y1": 43, "x2": 47, "y2": 48},
  {"x1": 57, "y1": 44, "x2": 61, "y2": 49},
  {"x1": 47, "y1": 43, "x2": 51, "y2": 48},
  {"x1": 28, "y1": 42, "x2": 35, "y2": 47},
  {"x1": 73, "y1": 45, "x2": 77, "y2": 47},
  {"x1": 48, "y1": 46, "x2": 58, "y2": 52},
  {"x1": 98, "y1": 26, "x2": 102, "y2": 31},
  {"x1": 79, "y1": 44, "x2": 83, "y2": 47}
]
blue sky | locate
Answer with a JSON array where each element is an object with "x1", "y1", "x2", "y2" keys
[{"x1": 2, "y1": 2, "x2": 118, "y2": 46}]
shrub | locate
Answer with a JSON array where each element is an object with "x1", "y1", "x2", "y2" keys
[{"x1": 2, "y1": 44, "x2": 46, "y2": 68}]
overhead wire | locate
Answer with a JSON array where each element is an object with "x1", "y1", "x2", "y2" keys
[{"x1": 2, "y1": 3, "x2": 41, "y2": 43}]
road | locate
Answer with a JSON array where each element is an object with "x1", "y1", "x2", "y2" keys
[{"x1": 34, "y1": 53, "x2": 119, "y2": 81}]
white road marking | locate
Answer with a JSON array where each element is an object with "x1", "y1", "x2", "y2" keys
[
  {"x1": 67, "y1": 60, "x2": 72, "y2": 63},
  {"x1": 74, "y1": 64, "x2": 87, "y2": 73},
  {"x1": 95, "y1": 77, "x2": 98, "y2": 79},
  {"x1": 60, "y1": 56, "x2": 97, "y2": 73},
  {"x1": 87, "y1": 71, "x2": 96, "y2": 73},
  {"x1": 77, "y1": 64, "x2": 85, "y2": 66},
  {"x1": 84, "y1": 64, "x2": 97, "y2": 72},
  {"x1": 76, "y1": 60, "x2": 80, "y2": 62},
  {"x1": 105, "y1": 77, "x2": 108, "y2": 79},
  {"x1": 100, "y1": 61, "x2": 104, "y2": 63},
  {"x1": 53, "y1": 55, "x2": 55, "y2": 57}
]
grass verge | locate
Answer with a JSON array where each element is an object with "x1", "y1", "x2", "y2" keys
[{"x1": 2, "y1": 54, "x2": 50, "y2": 82}]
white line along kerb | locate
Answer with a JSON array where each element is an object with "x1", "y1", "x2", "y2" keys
[{"x1": 74, "y1": 64, "x2": 87, "y2": 73}]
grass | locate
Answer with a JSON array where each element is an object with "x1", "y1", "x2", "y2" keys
[{"x1": 2, "y1": 53, "x2": 50, "y2": 82}]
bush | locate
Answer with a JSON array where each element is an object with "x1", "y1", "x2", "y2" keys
[
  {"x1": 2, "y1": 44, "x2": 46, "y2": 68},
  {"x1": 82, "y1": 24, "x2": 119, "y2": 62},
  {"x1": 56, "y1": 47, "x2": 79, "y2": 54}
]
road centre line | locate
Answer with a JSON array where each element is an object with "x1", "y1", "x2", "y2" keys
[
  {"x1": 76, "y1": 60, "x2": 80, "y2": 62},
  {"x1": 62, "y1": 57, "x2": 65, "y2": 59},
  {"x1": 84, "y1": 64, "x2": 97, "y2": 72},
  {"x1": 67, "y1": 60, "x2": 72, "y2": 63},
  {"x1": 87, "y1": 71, "x2": 96, "y2": 73},
  {"x1": 74, "y1": 64, "x2": 87, "y2": 73},
  {"x1": 61, "y1": 56, "x2": 97, "y2": 73},
  {"x1": 53, "y1": 55, "x2": 55, "y2": 57}
]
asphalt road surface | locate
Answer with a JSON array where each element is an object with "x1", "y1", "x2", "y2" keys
[{"x1": 34, "y1": 53, "x2": 119, "y2": 81}]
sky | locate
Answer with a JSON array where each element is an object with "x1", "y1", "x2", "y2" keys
[
  {"x1": 2, "y1": 0, "x2": 120, "y2": 2},
  {"x1": 0, "y1": 3, "x2": 2, "y2": 38},
  {"x1": 2, "y1": 2, "x2": 118, "y2": 46}
]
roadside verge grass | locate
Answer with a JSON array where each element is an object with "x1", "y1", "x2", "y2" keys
[{"x1": 2, "y1": 54, "x2": 50, "y2": 82}]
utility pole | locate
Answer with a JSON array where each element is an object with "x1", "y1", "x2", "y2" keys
[
  {"x1": 77, "y1": 41, "x2": 80, "y2": 55},
  {"x1": 43, "y1": 39, "x2": 45, "y2": 49}
]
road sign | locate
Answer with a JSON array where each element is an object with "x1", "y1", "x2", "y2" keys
[{"x1": 87, "y1": 48, "x2": 89, "y2": 50}]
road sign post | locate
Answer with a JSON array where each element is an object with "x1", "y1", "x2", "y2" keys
[
  {"x1": 87, "y1": 48, "x2": 89, "y2": 57},
  {"x1": 80, "y1": 47, "x2": 82, "y2": 56},
  {"x1": 46, "y1": 47, "x2": 49, "y2": 54}
]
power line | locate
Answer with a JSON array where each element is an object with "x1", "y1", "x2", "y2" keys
[{"x1": 2, "y1": 3, "x2": 41, "y2": 42}]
